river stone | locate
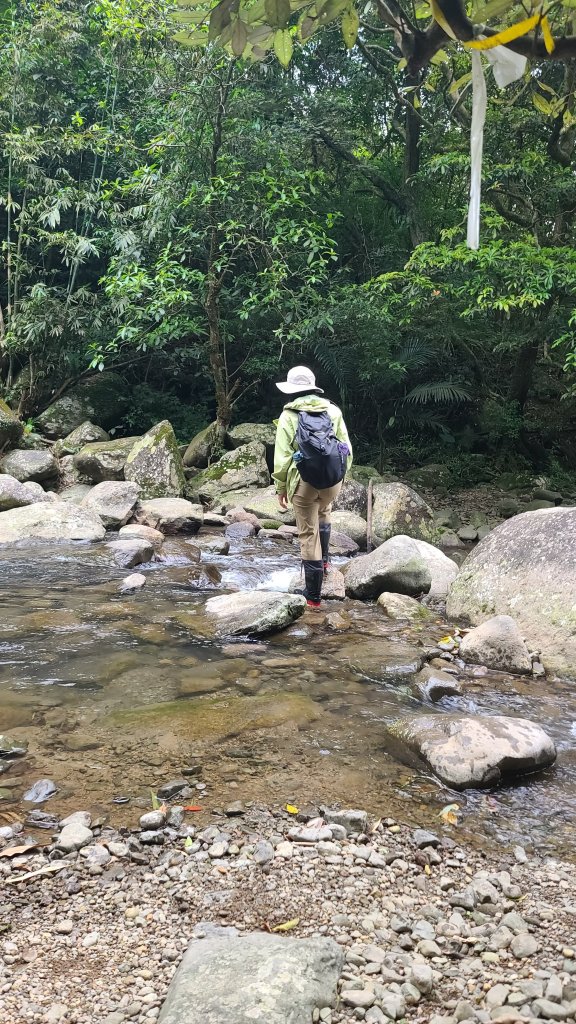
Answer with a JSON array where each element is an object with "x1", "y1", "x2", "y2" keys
[
  {"x1": 446, "y1": 508, "x2": 576, "y2": 677},
  {"x1": 0, "y1": 502, "x2": 105, "y2": 545},
  {"x1": 205, "y1": 591, "x2": 306, "y2": 637},
  {"x1": 0, "y1": 474, "x2": 51, "y2": 511},
  {"x1": 342, "y1": 535, "x2": 431, "y2": 600},
  {"x1": 119, "y1": 573, "x2": 146, "y2": 593},
  {"x1": 371, "y1": 482, "x2": 437, "y2": 543},
  {"x1": 74, "y1": 436, "x2": 140, "y2": 483},
  {"x1": 107, "y1": 539, "x2": 154, "y2": 569},
  {"x1": 81, "y1": 480, "x2": 141, "y2": 528},
  {"x1": 330, "y1": 510, "x2": 368, "y2": 549},
  {"x1": 35, "y1": 372, "x2": 126, "y2": 438},
  {"x1": 1, "y1": 449, "x2": 58, "y2": 483},
  {"x1": 183, "y1": 422, "x2": 218, "y2": 468},
  {"x1": 335, "y1": 639, "x2": 424, "y2": 681},
  {"x1": 377, "y1": 592, "x2": 432, "y2": 621},
  {"x1": 329, "y1": 531, "x2": 359, "y2": 556},
  {"x1": 124, "y1": 420, "x2": 185, "y2": 498},
  {"x1": 217, "y1": 486, "x2": 297, "y2": 526},
  {"x1": 55, "y1": 822, "x2": 94, "y2": 852},
  {"x1": 388, "y1": 714, "x2": 557, "y2": 789},
  {"x1": 411, "y1": 539, "x2": 459, "y2": 599},
  {"x1": 118, "y1": 523, "x2": 164, "y2": 551},
  {"x1": 53, "y1": 421, "x2": 110, "y2": 457},
  {"x1": 133, "y1": 497, "x2": 203, "y2": 534},
  {"x1": 0, "y1": 398, "x2": 24, "y2": 449},
  {"x1": 194, "y1": 536, "x2": 230, "y2": 556},
  {"x1": 157, "y1": 926, "x2": 343, "y2": 1024},
  {"x1": 59, "y1": 483, "x2": 94, "y2": 505},
  {"x1": 459, "y1": 615, "x2": 532, "y2": 674},
  {"x1": 414, "y1": 665, "x2": 463, "y2": 702},
  {"x1": 195, "y1": 442, "x2": 270, "y2": 502}
]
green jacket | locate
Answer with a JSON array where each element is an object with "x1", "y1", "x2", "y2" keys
[{"x1": 273, "y1": 395, "x2": 353, "y2": 502}]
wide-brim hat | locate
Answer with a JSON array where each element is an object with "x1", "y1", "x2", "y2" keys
[{"x1": 275, "y1": 365, "x2": 324, "y2": 395}]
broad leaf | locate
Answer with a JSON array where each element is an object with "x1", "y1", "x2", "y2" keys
[
  {"x1": 274, "y1": 27, "x2": 293, "y2": 65},
  {"x1": 341, "y1": 5, "x2": 359, "y2": 48},
  {"x1": 265, "y1": 0, "x2": 291, "y2": 27},
  {"x1": 231, "y1": 16, "x2": 248, "y2": 53}
]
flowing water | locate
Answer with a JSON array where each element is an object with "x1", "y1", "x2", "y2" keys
[{"x1": 1, "y1": 532, "x2": 575, "y2": 857}]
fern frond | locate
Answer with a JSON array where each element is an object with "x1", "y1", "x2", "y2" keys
[{"x1": 404, "y1": 381, "x2": 471, "y2": 405}]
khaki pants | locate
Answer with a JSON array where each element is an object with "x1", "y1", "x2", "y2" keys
[{"x1": 291, "y1": 480, "x2": 342, "y2": 560}]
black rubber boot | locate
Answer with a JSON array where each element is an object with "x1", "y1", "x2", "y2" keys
[
  {"x1": 303, "y1": 559, "x2": 323, "y2": 608},
  {"x1": 319, "y1": 524, "x2": 331, "y2": 574}
]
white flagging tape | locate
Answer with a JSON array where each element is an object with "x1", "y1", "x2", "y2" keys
[{"x1": 467, "y1": 51, "x2": 487, "y2": 251}]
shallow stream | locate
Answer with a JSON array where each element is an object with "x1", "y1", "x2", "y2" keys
[{"x1": 1, "y1": 532, "x2": 575, "y2": 857}]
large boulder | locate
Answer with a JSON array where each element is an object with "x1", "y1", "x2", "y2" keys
[
  {"x1": 410, "y1": 538, "x2": 459, "y2": 600},
  {"x1": 0, "y1": 502, "x2": 105, "y2": 545},
  {"x1": 73, "y1": 436, "x2": 140, "y2": 483},
  {"x1": 0, "y1": 474, "x2": 51, "y2": 511},
  {"x1": 0, "y1": 398, "x2": 24, "y2": 450},
  {"x1": 53, "y1": 421, "x2": 109, "y2": 457},
  {"x1": 195, "y1": 442, "x2": 270, "y2": 502},
  {"x1": 35, "y1": 372, "x2": 126, "y2": 438},
  {"x1": 342, "y1": 535, "x2": 432, "y2": 600},
  {"x1": 405, "y1": 463, "x2": 452, "y2": 490},
  {"x1": 333, "y1": 479, "x2": 368, "y2": 518},
  {"x1": 158, "y1": 926, "x2": 343, "y2": 1024},
  {"x1": 1, "y1": 449, "x2": 58, "y2": 483},
  {"x1": 81, "y1": 481, "x2": 141, "y2": 529},
  {"x1": 330, "y1": 510, "x2": 368, "y2": 549},
  {"x1": 124, "y1": 420, "x2": 185, "y2": 498},
  {"x1": 388, "y1": 714, "x2": 557, "y2": 789},
  {"x1": 133, "y1": 497, "x2": 203, "y2": 534},
  {"x1": 348, "y1": 465, "x2": 382, "y2": 486},
  {"x1": 447, "y1": 508, "x2": 576, "y2": 677},
  {"x1": 217, "y1": 485, "x2": 296, "y2": 526},
  {"x1": 227, "y1": 422, "x2": 275, "y2": 466},
  {"x1": 459, "y1": 615, "x2": 532, "y2": 674},
  {"x1": 372, "y1": 482, "x2": 437, "y2": 543},
  {"x1": 183, "y1": 422, "x2": 218, "y2": 468},
  {"x1": 205, "y1": 591, "x2": 306, "y2": 637}
]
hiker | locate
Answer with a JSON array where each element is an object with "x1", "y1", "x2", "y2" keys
[{"x1": 273, "y1": 365, "x2": 353, "y2": 608}]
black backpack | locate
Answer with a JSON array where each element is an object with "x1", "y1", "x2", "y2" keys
[{"x1": 295, "y1": 410, "x2": 346, "y2": 489}]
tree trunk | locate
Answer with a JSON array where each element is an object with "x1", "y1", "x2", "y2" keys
[
  {"x1": 204, "y1": 272, "x2": 231, "y2": 438},
  {"x1": 508, "y1": 340, "x2": 539, "y2": 411}
]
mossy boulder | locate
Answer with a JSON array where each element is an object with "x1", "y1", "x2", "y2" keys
[
  {"x1": 73, "y1": 436, "x2": 140, "y2": 483},
  {"x1": 194, "y1": 442, "x2": 270, "y2": 502},
  {"x1": 53, "y1": 421, "x2": 110, "y2": 457},
  {"x1": 372, "y1": 482, "x2": 437, "y2": 543},
  {"x1": 405, "y1": 463, "x2": 452, "y2": 490},
  {"x1": 36, "y1": 372, "x2": 126, "y2": 438},
  {"x1": 124, "y1": 420, "x2": 185, "y2": 498},
  {"x1": 216, "y1": 485, "x2": 296, "y2": 526},
  {"x1": 0, "y1": 398, "x2": 24, "y2": 451},
  {"x1": 348, "y1": 465, "x2": 383, "y2": 485},
  {"x1": 227, "y1": 422, "x2": 276, "y2": 469},
  {"x1": 183, "y1": 422, "x2": 218, "y2": 469}
]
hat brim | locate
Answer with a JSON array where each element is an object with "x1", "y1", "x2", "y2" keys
[{"x1": 275, "y1": 381, "x2": 324, "y2": 394}]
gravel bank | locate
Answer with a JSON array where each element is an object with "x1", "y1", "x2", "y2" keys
[{"x1": 1, "y1": 804, "x2": 576, "y2": 1024}]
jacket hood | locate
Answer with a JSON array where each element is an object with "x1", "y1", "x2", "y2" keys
[{"x1": 284, "y1": 396, "x2": 333, "y2": 413}]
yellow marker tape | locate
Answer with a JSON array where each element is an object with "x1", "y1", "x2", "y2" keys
[
  {"x1": 466, "y1": 13, "x2": 539, "y2": 49},
  {"x1": 541, "y1": 15, "x2": 555, "y2": 54}
]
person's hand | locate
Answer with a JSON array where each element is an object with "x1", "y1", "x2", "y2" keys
[{"x1": 278, "y1": 493, "x2": 288, "y2": 510}]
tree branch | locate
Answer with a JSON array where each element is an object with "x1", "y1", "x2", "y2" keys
[{"x1": 314, "y1": 126, "x2": 408, "y2": 212}]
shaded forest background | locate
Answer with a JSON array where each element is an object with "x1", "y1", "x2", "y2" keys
[{"x1": 3, "y1": 0, "x2": 576, "y2": 485}]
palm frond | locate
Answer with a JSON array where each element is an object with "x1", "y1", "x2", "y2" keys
[{"x1": 404, "y1": 381, "x2": 471, "y2": 405}]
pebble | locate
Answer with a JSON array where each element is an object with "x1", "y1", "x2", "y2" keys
[
  {"x1": 139, "y1": 811, "x2": 166, "y2": 830},
  {"x1": 341, "y1": 989, "x2": 376, "y2": 1009},
  {"x1": 253, "y1": 840, "x2": 274, "y2": 864},
  {"x1": 510, "y1": 933, "x2": 540, "y2": 958}
]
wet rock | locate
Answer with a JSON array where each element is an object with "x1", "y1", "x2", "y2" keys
[
  {"x1": 53, "y1": 421, "x2": 110, "y2": 457},
  {"x1": 74, "y1": 436, "x2": 140, "y2": 483},
  {"x1": 342, "y1": 535, "x2": 432, "y2": 600},
  {"x1": 447, "y1": 507, "x2": 576, "y2": 678},
  {"x1": 0, "y1": 501, "x2": 105, "y2": 545},
  {"x1": 118, "y1": 573, "x2": 146, "y2": 594},
  {"x1": 195, "y1": 442, "x2": 270, "y2": 501},
  {"x1": 194, "y1": 536, "x2": 230, "y2": 555},
  {"x1": 335, "y1": 639, "x2": 424, "y2": 681},
  {"x1": 107, "y1": 539, "x2": 154, "y2": 569},
  {"x1": 205, "y1": 591, "x2": 306, "y2": 637},
  {"x1": 157, "y1": 927, "x2": 343, "y2": 1024},
  {"x1": 124, "y1": 420, "x2": 185, "y2": 499},
  {"x1": 322, "y1": 808, "x2": 368, "y2": 834},
  {"x1": 459, "y1": 616, "x2": 532, "y2": 674},
  {"x1": 81, "y1": 480, "x2": 141, "y2": 528},
  {"x1": 23, "y1": 779, "x2": 57, "y2": 803},
  {"x1": 134, "y1": 497, "x2": 203, "y2": 534},
  {"x1": 0, "y1": 474, "x2": 51, "y2": 511},
  {"x1": 56, "y1": 822, "x2": 94, "y2": 852},
  {"x1": 414, "y1": 665, "x2": 463, "y2": 702},
  {"x1": 388, "y1": 714, "x2": 556, "y2": 789},
  {"x1": 377, "y1": 592, "x2": 432, "y2": 621},
  {"x1": 118, "y1": 524, "x2": 164, "y2": 551},
  {"x1": 226, "y1": 521, "x2": 256, "y2": 540},
  {"x1": 1, "y1": 448, "x2": 58, "y2": 483},
  {"x1": 372, "y1": 482, "x2": 437, "y2": 543}
]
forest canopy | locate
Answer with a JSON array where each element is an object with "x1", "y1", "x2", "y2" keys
[{"x1": 2, "y1": 0, "x2": 576, "y2": 481}]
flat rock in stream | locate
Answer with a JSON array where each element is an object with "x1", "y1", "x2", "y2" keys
[
  {"x1": 388, "y1": 714, "x2": 557, "y2": 789},
  {"x1": 335, "y1": 639, "x2": 424, "y2": 681},
  {"x1": 204, "y1": 591, "x2": 306, "y2": 637},
  {"x1": 133, "y1": 497, "x2": 203, "y2": 534},
  {"x1": 158, "y1": 925, "x2": 343, "y2": 1024},
  {"x1": 0, "y1": 501, "x2": 105, "y2": 545}
]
